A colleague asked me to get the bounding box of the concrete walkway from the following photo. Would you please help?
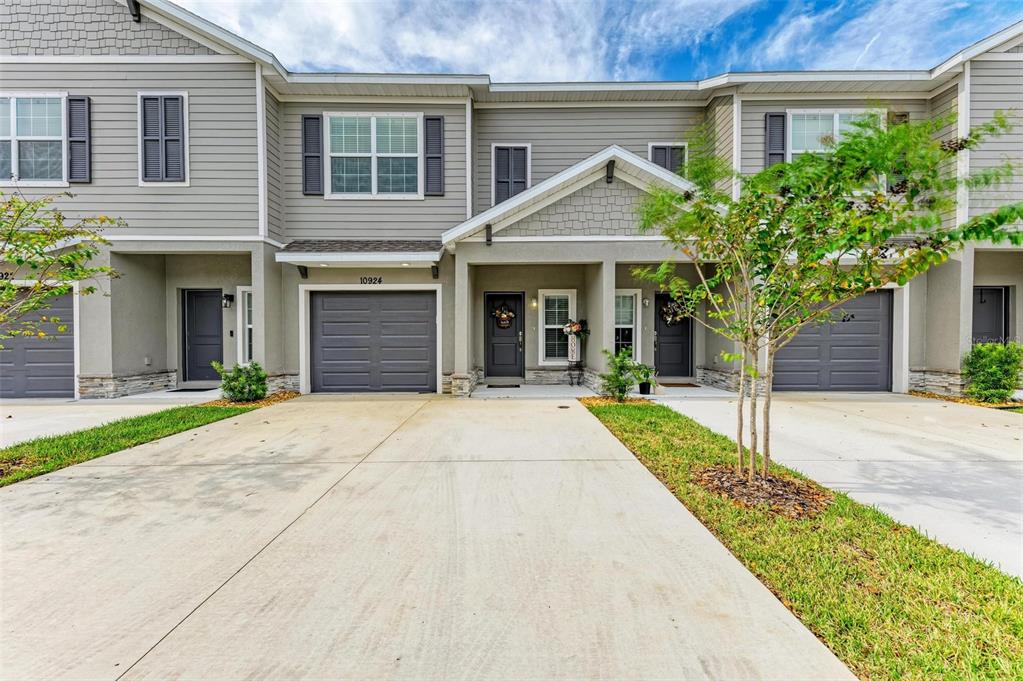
[0,395,852,680]
[656,390,1023,578]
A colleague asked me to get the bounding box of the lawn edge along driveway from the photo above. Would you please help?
[582,398,1023,681]
[0,405,254,486]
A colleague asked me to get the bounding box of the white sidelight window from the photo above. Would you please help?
[787,110,877,161]
[539,289,576,365]
[0,94,67,185]
[325,112,423,198]
[237,286,254,365]
[614,289,641,360]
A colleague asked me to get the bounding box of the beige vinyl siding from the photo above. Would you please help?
[265,90,284,241]
[1,62,259,235]
[968,59,1023,218]
[280,102,467,240]
[929,83,959,227]
[474,106,701,212]
[740,98,929,175]
[705,95,734,193]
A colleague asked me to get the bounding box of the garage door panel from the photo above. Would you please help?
[310,291,436,393]
[774,291,892,392]
[0,294,75,399]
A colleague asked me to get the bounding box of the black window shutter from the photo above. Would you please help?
[67,96,91,183]
[141,96,162,181]
[493,145,528,205]
[651,145,668,170]
[424,115,444,196]
[302,115,323,196]
[511,147,527,196]
[162,96,184,181]
[765,113,786,167]
[141,95,185,182]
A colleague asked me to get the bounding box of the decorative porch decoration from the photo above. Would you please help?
[491,304,516,329]
[659,299,690,327]
[563,319,589,364]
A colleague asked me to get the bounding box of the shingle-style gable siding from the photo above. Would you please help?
[0,0,216,56]
[474,106,700,213]
[280,102,467,240]
[2,62,259,235]
[498,178,646,238]
[968,59,1023,218]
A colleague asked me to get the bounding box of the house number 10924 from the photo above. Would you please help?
[359,276,383,284]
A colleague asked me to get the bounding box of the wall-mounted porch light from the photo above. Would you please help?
[221,293,235,309]
[642,297,650,307]
[530,297,538,309]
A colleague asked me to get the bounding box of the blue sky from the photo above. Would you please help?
[176,0,1023,81]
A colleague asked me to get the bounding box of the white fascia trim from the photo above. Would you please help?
[276,251,440,264]
[491,235,667,242]
[930,20,1023,77]
[255,64,268,238]
[297,283,443,394]
[473,100,709,109]
[0,55,250,64]
[490,142,532,208]
[465,97,473,219]
[274,95,469,104]
[105,235,286,248]
[443,145,697,244]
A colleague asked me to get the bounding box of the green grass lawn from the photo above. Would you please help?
[584,399,1023,680]
[0,405,254,487]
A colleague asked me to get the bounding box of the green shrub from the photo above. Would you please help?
[630,361,656,386]
[962,342,1023,403]
[212,361,268,402]
[600,348,638,401]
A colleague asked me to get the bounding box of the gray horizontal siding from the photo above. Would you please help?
[474,106,701,212]
[969,59,1023,218]
[707,95,734,193]
[281,102,467,240]
[930,83,959,227]
[265,90,284,241]
[1,62,259,235]
[740,98,929,175]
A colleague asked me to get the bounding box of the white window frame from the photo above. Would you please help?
[137,90,190,187]
[323,111,424,200]
[614,288,642,362]
[785,108,882,162]
[236,285,253,365]
[490,142,531,207]
[538,288,576,366]
[647,142,688,172]
[0,91,69,187]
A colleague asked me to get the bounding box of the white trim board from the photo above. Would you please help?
[297,283,443,395]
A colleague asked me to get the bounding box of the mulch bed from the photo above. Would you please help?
[909,390,1021,410]
[202,390,300,408]
[579,396,651,407]
[693,464,834,520]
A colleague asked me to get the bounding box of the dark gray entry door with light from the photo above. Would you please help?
[774,291,892,391]
[654,293,692,377]
[182,289,223,382]
[310,291,436,393]
[484,292,525,378]
[0,293,74,398]
[972,287,1009,343]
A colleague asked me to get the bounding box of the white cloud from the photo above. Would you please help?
[174,0,756,81]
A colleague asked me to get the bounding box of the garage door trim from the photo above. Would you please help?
[298,283,442,394]
[4,280,80,399]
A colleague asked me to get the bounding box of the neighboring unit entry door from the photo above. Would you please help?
[183,289,223,382]
[485,292,525,377]
[654,293,692,377]
[972,287,1008,343]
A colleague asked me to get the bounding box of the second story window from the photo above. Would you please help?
[649,144,686,174]
[492,144,530,205]
[788,110,874,161]
[138,93,187,184]
[325,113,422,199]
[0,95,66,185]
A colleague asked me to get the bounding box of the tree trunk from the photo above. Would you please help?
[762,347,775,479]
[734,346,746,475]
[746,343,758,482]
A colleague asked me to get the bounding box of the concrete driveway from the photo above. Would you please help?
[1,395,851,680]
[657,390,1023,578]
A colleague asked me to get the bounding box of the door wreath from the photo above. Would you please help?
[491,304,516,329]
[659,299,690,326]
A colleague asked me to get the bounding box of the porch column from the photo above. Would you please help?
[587,258,616,374]
[451,254,476,396]
[921,244,974,393]
[251,243,286,387]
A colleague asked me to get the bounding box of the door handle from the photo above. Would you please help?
[517,331,524,351]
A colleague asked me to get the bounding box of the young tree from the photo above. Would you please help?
[1,192,120,343]
[639,112,1023,481]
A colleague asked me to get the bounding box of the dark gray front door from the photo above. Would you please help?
[654,293,692,377]
[182,289,223,382]
[774,291,892,391]
[0,293,74,398]
[310,291,437,393]
[972,287,1009,343]
[484,292,524,378]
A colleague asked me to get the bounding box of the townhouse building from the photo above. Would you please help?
[1,0,1020,399]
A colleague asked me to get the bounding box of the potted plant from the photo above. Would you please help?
[630,361,656,395]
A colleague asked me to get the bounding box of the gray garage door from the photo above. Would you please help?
[310,291,437,393]
[0,293,75,398]
[773,291,892,391]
